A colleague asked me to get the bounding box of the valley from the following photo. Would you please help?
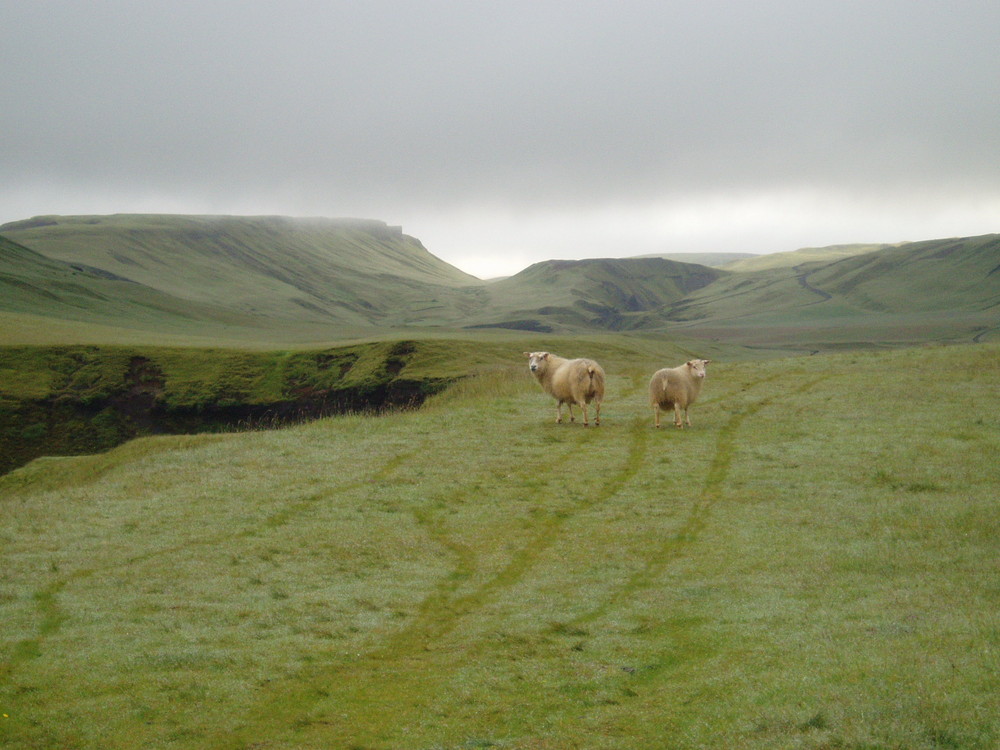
[3,214,997,349]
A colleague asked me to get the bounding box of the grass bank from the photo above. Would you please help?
[0,339,484,475]
[1,343,998,748]
[0,335,714,475]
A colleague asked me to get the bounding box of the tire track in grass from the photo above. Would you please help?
[0,445,420,688]
[396,422,616,634]
[7,412,557,747]
[332,424,649,747]
[435,418,648,606]
[216,418,652,749]
[541,375,829,741]
[214,432,602,747]
[397,387,649,636]
[0,579,73,682]
[571,375,829,628]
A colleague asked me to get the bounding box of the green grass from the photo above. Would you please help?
[2,342,998,748]
[0,335,706,410]
[0,334,724,476]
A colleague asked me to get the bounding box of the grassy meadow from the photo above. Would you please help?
[1,342,999,749]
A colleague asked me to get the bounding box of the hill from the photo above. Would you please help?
[468,257,726,333]
[0,214,484,340]
[2,214,998,350]
[665,234,1000,350]
[0,215,729,339]
[632,252,757,268]
[722,243,895,272]
[0,233,265,333]
[0,214,479,289]
[808,234,1000,313]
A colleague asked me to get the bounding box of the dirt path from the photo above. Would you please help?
[794,265,833,304]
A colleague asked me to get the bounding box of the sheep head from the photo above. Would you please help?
[524,351,550,373]
[687,359,711,379]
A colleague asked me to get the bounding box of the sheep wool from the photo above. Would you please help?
[649,359,711,428]
[524,351,605,427]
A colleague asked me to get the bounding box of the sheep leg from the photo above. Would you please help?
[555,402,563,423]
[653,404,661,428]
[580,402,589,427]
[674,404,684,428]
[594,401,601,426]
[567,403,576,423]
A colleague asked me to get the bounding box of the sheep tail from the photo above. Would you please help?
[587,364,605,391]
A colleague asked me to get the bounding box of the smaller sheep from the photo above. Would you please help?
[649,359,711,428]
[524,351,605,426]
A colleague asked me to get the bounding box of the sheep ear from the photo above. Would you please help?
[523,352,531,357]
[542,352,550,360]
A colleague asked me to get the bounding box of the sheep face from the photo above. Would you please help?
[525,351,550,373]
[687,359,711,379]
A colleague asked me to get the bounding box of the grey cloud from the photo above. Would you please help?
[3,1,999,276]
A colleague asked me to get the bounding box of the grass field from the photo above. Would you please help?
[2,343,998,749]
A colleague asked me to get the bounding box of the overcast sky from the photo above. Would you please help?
[3,1,999,278]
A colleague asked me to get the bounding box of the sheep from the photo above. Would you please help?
[649,359,711,428]
[524,351,605,426]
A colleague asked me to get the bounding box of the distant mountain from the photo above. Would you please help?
[1,214,479,287]
[633,252,757,268]
[468,257,725,332]
[723,243,896,272]
[0,216,727,337]
[0,233,257,332]
[807,235,1000,313]
[2,215,997,349]
[0,214,483,336]
[665,234,1000,349]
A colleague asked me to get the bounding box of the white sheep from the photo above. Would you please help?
[524,351,605,426]
[649,359,711,428]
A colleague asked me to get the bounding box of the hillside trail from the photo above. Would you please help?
[794,264,834,303]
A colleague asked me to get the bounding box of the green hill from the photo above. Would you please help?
[632,252,757,268]
[2,215,998,350]
[0,214,479,290]
[0,215,484,339]
[0,233,258,333]
[0,217,726,339]
[665,234,1000,350]
[469,257,725,333]
[722,243,895,272]
[808,234,1000,313]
